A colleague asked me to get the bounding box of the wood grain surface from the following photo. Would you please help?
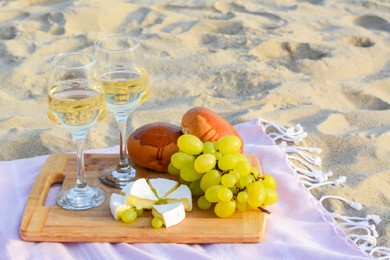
[20,153,266,243]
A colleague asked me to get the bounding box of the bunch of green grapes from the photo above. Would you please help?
[168,134,278,218]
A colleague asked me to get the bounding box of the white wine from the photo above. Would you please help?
[102,68,149,113]
[48,80,106,133]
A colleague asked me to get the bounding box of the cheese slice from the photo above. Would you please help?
[152,203,186,228]
[148,178,179,198]
[110,193,133,220]
[125,178,159,209]
[120,182,134,196]
[163,184,193,211]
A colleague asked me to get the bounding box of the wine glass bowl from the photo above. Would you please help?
[47,52,106,210]
[95,36,150,188]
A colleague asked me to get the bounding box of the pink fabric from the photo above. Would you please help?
[0,119,369,259]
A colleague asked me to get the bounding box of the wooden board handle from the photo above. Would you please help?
[20,154,67,236]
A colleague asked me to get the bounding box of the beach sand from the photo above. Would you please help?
[0,0,389,250]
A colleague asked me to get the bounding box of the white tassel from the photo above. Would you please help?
[259,119,390,258]
[262,121,307,143]
[306,176,347,190]
[348,234,377,249]
[320,195,384,253]
[369,247,390,259]
[336,221,378,238]
[367,215,382,225]
[295,168,333,182]
[284,150,342,190]
[283,147,322,166]
[280,144,334,191]
[319,195,362,210]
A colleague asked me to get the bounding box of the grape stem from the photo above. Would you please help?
[258,206,271,214]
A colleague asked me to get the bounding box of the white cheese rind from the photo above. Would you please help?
[152,203,186,227]
[110,193,133,220]
[163,184,193,211]
[120,182,134,196]
[125,178,158,209]
[148,178,179,198]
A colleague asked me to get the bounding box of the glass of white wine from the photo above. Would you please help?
[95,36,150,188]
[47,52,106,210]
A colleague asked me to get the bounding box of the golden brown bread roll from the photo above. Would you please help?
[181,106,243,150]
[127,122,182,172]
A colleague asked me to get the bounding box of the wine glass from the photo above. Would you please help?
[47,52,106,210]
[95,36,150,188]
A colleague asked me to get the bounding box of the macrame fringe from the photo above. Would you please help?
[260,119,390,259]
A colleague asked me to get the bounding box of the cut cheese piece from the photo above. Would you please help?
[110,193,133,220]
[120,182,134,196]
[163,184,192,211]
[125,178,158,209]
[152,203,186,228]
[148,178,179,198]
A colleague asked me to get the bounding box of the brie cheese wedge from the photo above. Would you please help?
[163,184,193,211]
[110,177,193,225]
[110,193,133,220]
[120,182,134,196]
[152,202,186,228]
[125,178,159,209]
[148,178,179,198]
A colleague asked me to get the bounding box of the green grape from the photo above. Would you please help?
[200,169,221,191]
[213,152,223,161]
[229,170,240,181]
[216,136,242,155]
[263,174,277,190]
[189,179,204,196]
[135,208,144,217]
[235,153,248,162]
[217,186,233,202]
[179,176,191,185]
[218,154,239,171]
[237,191,249,203]
[180,163,204,182]
[236,201,247,212]
[205,185,222,203]
[263,188,279,205]
[197,195,212,210]
[152,217,163,229]
[239,175,253,188]
[214,200,236,218]
[247,181,266,208]
[120,208,137,223]
[221,173,236,188]
[168,162,180,175]
[171,152,195,169]
[234,160,252,176]
[194,154,216,173]
[177,134,203,155]
[203,142,216,154]
[229,186,238,195]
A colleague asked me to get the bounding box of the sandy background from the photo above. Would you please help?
[0,0,389,250]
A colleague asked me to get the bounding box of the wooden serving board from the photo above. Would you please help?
[20,153,266,243]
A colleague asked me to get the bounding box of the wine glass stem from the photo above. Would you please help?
[73,134,88,189]
[115,113,130,170]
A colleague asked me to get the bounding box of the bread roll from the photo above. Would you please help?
[127,122,182,172]
[181,107,243,150]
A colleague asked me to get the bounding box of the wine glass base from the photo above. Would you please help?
[99,166,137,188]
[57,186,106,210]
